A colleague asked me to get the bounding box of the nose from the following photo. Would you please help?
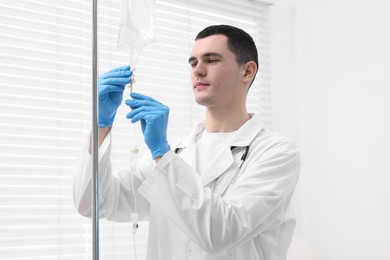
[193,62,206,78]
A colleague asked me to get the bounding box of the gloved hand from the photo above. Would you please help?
[125,93,170,159]
[98,66,132,127]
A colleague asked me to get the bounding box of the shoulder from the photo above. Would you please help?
[250,128,300,161]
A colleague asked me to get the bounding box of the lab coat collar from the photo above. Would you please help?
[229,113,264,147]
[174,113,264,187]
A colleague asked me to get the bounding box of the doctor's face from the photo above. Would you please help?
[189,34,245,109]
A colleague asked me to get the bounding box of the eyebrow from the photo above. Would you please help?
[188,52,223,64]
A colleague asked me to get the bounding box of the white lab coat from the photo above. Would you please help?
[73,114,300,260]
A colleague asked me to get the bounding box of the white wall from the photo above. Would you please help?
[271,0,390,259]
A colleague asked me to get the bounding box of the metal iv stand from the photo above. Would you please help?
[92,0,99,259]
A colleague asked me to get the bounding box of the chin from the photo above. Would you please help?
[194,96,213,107]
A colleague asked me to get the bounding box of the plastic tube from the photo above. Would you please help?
[116,1,157,258]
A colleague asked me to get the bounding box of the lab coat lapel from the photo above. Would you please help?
[173,122,204,170]
[173,114,264,187]
[201,114,264,187]
[200,145,234,187]
[173,121,234,182]
[177,141,197,169]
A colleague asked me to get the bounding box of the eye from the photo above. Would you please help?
[189,61,197,68]
[208,59,218,63]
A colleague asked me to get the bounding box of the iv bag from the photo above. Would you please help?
[117,0,156,68]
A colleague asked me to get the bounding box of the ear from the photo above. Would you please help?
[242,61,257,85]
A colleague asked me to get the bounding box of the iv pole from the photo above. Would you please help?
[92,0,99,259]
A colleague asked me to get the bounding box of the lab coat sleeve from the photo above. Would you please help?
[137,138,300,255]
[72,131,152,222]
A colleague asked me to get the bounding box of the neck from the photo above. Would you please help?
[205,105,250,133]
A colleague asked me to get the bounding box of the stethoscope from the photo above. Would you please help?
[174,145,249,196]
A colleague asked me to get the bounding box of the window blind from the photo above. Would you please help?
[0,0,272,259]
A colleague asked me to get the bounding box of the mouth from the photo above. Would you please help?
[194,82,210,89]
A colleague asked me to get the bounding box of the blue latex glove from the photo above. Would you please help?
[98,66,132,127]
[125,93,170,159]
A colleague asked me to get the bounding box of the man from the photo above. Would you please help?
[73,25,300,260]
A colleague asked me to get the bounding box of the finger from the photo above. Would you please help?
[125,99,161,109]
[140,119,146,133]
[100,77,131,86]
[104,70,132,78]
[99,85,126,95]
[125,99,137,109]
[126,106,161,122]
[101,67,132,79]
[130,92,161,104]
[126,109,145,123]
[128,111,158,124]
[126,112,141,124]
[108,65,131,73]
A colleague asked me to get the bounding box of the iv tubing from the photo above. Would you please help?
[130,148,139,260]
[92,0,99,259]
